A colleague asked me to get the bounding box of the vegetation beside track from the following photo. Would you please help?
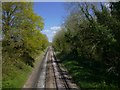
[53,2,120,89]
[57,53,119,89]
[2,2,49,88]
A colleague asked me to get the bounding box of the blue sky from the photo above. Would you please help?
[33,2,67,42]
[33,2,110,42]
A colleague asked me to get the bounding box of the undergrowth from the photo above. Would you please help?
[57,53,119,90]
[2,51,44,88]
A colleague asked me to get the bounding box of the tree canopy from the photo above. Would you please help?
[53,2,120,88]
[2,2,49,66]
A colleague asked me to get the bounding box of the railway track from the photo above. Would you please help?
[36,46,79,89]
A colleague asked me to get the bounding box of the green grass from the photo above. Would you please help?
[57,54,119,90]
[2,60,32,88]
[2,51,44,88]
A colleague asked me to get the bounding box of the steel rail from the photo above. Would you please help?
[52,48,70,90]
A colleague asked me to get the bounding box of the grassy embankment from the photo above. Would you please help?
[2,51,45,88]
[57,53,119,90]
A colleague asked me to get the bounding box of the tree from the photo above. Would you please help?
[2,2,48,66]
[53,2,120,87]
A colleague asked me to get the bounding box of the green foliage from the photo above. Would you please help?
[2,2,49,88]
[60,56,118,89]
[53,29,71,54]
[2,2,48,66]
[53,2,120,89]
[110,2,120,21]
[2,59,32,88]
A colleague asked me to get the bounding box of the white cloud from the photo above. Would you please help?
[44,29,49,32]
[53,31,57,34]
[50,26,61,31]
[41,26,61,42]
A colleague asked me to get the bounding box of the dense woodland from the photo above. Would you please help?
[53,2,120,89]
[2,2,49,88]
